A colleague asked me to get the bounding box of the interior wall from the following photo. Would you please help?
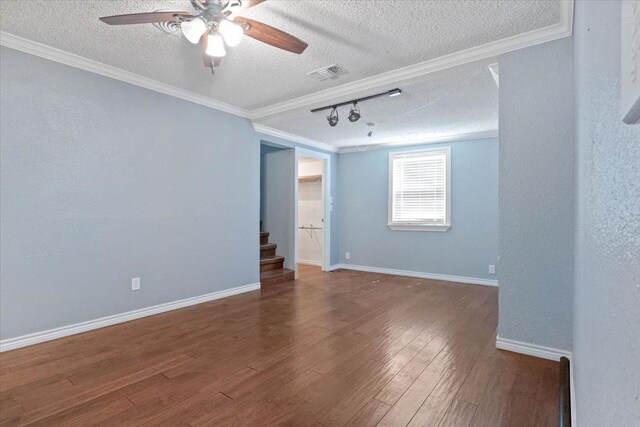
[262,148,296,270]
[260,144,285,229]
[338,138,498,281]
[573,2,640,425]
[497,37,574,352]
[0,47,260,341]
[298,159,324,265]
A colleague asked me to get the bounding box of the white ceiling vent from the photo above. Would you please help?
[307,64,349,81]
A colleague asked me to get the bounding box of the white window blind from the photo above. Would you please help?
[388,148,451,231]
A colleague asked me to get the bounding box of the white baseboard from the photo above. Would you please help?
[0,282,260,352]
[331,263,498,287]
[298,259,323,267]
[495,335,572,361]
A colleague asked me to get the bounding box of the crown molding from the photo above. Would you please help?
[337,129,498,153]
[249,0,574,119]
[0,32,252,118]
[1,1,573,122]
[253,123,339,153]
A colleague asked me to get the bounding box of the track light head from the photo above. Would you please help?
[348,103,361,122]
[327,107,339,127]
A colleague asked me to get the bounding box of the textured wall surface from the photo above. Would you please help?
[338,138,498,280]
[0,47,260,340]
[573,2,640,425]
[498,37,574,351]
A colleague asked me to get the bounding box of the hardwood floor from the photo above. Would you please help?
[0,265,559,426]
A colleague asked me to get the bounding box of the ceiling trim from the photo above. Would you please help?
[0,1,573,125]
[249,0,574,119]
[0,32,252,118]
[253,123,339,153]
[338,129,499,154]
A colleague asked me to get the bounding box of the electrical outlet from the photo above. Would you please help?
[131,277,141,291]
[345,252,350,260]
[488,265,496,275]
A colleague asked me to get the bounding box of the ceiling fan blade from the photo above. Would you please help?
[234,17,307,54]
[99,11,192,26]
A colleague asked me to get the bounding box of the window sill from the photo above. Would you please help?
[388,224,451,232]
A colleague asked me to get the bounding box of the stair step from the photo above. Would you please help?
[260,255,284,272]
[260,231,269,245]
[259,255,284,265]
[260,243,277,258]
[260,268,295,287]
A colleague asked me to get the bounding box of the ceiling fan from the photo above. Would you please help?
[99,0,308,74]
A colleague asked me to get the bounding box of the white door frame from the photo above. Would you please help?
[294,147,331,277]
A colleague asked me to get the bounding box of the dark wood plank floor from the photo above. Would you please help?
[0,265,559,426]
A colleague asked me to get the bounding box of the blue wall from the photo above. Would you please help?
[573,2,640,425]
[0,47,260,340]
[261,148,296,270]
[338,138,498,281]
[498,37,575,352]
[259,143,286,225]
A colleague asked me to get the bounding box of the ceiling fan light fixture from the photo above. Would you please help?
[181,17,207,44]
[206,33,227,57]
[348,103,361,122]
[327,107,339,127]
[219,19,244,47]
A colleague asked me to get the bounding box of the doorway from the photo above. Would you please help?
[294,148,331,278]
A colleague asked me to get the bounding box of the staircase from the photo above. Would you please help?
[260,231,295,287]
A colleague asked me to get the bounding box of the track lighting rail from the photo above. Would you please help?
[310,88,402,113]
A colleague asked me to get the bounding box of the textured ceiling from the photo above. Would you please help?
[256,59,499,148]
[0,0,561,111]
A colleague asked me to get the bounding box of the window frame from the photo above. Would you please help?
[387,147,451,232]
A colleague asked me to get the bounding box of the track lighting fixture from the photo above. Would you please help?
[327,107,339,127]
[348,103,361,122]
[312,88,401,127]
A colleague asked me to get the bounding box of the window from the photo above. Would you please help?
[388,147,451,231]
